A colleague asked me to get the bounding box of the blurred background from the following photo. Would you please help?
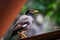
[3,0,60,40]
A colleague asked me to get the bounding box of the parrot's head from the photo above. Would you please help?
[25,9,39,17]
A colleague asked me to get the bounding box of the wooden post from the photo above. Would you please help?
[0,0,26,39]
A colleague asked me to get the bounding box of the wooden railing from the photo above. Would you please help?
[22,30,60,40]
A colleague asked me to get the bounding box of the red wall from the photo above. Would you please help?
[0,0,26,39]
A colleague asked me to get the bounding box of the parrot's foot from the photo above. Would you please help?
[18,31,27,39]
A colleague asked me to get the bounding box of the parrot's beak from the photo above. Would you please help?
[32,10,39,13]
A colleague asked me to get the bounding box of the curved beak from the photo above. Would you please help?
[32,10,39,13]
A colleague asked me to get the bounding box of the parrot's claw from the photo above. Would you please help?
[18,31,27,39]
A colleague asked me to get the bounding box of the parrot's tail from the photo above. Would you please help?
[9,30,18,40]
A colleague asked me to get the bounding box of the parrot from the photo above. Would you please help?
[9,9,39,39]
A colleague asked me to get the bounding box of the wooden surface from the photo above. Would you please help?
[22,30,60,40]
[0,0,26,39]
